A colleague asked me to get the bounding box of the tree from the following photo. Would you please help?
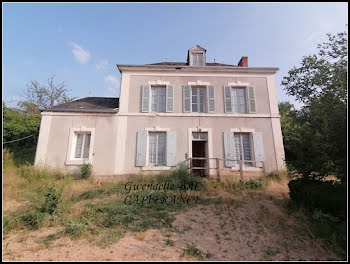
[20,75,76,110]
[281,30,347,182]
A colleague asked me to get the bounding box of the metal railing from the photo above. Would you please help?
[177,157,266,180]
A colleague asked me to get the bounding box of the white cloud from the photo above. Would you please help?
[96,59,109,70]
[104,75,119,97]
[69,42,90,64]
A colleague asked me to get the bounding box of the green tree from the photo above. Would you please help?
[281,31,347,182]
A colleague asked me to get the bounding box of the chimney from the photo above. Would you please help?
[238,56,248,67]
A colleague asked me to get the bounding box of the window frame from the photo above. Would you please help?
[234,132,253,166]
[191,52,205,67]
[151,85,166,113]
[231,86,248,114]
[66,127,95,165]
[191,86,207,113]
[147,131,167,166]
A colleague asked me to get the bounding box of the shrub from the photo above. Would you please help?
[288,178,347,219]
[81,163,93,179]
[64,217,91,238]
[19,211,45,230]
[41,186,62,214]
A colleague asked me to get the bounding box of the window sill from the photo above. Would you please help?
[141,166,171,171]
[65,159,91,166]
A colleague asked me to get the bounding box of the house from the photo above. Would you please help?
[34,45,285,180]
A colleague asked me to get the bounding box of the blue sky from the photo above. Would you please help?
[3,3,348,108]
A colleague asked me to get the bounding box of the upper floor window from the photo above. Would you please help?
[141,84,174,113]
[231,87,247,113]
[183,85,215,113]
[224,85,256,114]
[192,86,207,113]
[192,53,205,66]
[151,86,166,112]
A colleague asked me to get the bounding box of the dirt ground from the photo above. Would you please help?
[2,180,341,261]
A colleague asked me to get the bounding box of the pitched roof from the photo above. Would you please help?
[47,97,119,112]
[147,61,236,67]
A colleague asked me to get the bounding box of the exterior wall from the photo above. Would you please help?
[127,75,271,115]
[35,67,285,179]
[120,116,278,175]
[35,112,119,177]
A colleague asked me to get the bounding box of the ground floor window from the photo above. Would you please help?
[148,132,166,166]
[234,133,252,166]
[74,133,91,159]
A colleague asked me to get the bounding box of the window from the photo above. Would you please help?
[234,133,252,166]
[151,86,166,112]
[74,133,91,159]
[148,132,167,166]
[192,87,206,113]
[192,53,204,66]
[232,87,247,113]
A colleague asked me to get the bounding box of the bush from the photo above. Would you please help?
[41,186,62,214]
[81,163,93,179]
[19,211,45,230]
[288,178,347,219]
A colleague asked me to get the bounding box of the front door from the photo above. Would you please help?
[192,132,208,177]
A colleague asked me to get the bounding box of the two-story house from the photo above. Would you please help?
[34,45,285,180]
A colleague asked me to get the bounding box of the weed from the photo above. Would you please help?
[164,239,175,246]
[81,163,93,179]
[19,211,45,230]
[184,242,206,260]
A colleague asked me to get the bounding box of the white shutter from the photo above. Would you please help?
[136,130,147,166]
[183,85,192,112]
[253,132,264,168]
[223,86,232,113]
[166,131,176,166]
[141,84,150,112]
[248,86,256,113]
[207,85,215,113]
[223,132,236,167]
[166,85,174,112]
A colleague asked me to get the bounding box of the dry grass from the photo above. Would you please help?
[2,163,344,261]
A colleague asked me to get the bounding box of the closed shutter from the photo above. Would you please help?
[136,130,147,166]
[207,85,215,113]
[166,131,177,166]
[253,132,264,168]
[248,86,256,113]
[166,85,174,112]
[183,85,192,112]
[141,84,150,112]
[223,86,232,113]
[223,132,236,167]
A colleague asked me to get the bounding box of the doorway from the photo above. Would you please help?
[191,132,208,177]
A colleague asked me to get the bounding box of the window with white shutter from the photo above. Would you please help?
[151,86,166,113]
[148,132,167,166]
[231,88,247,113]
[234,133,253,166]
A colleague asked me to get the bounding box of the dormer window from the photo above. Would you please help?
[192,53,205,67]
[188,45,206,66]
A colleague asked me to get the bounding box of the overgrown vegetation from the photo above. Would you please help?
[80,163,93,179]
[280,30,347,256]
